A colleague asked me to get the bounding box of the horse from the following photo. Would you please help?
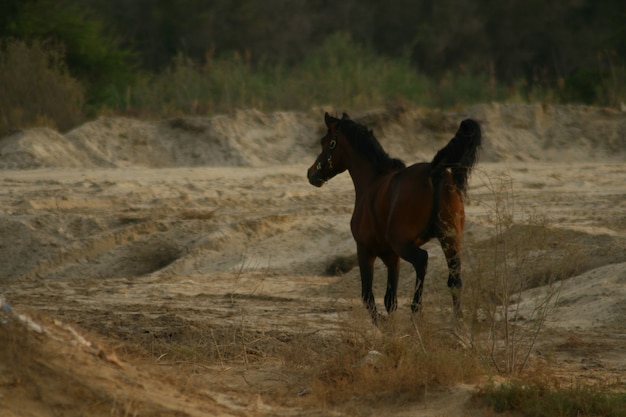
[307,112,481,321]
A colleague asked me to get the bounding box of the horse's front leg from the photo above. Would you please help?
[382,253,400,314]
[410,247,429,313]
[357,245,377,320]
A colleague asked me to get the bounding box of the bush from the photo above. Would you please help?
[3,0,137,108]
[293,33,432,110]
[0,39,84,134]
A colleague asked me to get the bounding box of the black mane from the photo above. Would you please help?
[337,119,405,173]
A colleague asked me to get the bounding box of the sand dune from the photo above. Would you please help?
[1,104,624,170]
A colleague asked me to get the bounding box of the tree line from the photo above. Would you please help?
[1,0,624,113]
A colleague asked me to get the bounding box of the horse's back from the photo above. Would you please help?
[354,161,465,251]
[384,163,436,245]
[351,164,429,249]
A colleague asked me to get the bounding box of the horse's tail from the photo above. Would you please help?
[430,119,481,197]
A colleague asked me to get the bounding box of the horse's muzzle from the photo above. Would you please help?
[307,167,325,187]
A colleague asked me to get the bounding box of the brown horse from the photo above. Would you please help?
[307,113,481,320]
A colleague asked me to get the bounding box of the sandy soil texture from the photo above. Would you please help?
[1,104,625,416]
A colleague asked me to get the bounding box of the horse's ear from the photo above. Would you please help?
[325,112,340,127]
[342,112,350,120]
[324,112,332,127]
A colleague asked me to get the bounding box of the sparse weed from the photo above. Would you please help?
[457,171,582,375]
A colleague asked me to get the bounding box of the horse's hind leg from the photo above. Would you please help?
[440,235,463,317]
[393,243,429,313]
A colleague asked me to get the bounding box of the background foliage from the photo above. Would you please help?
[0,0,624,133]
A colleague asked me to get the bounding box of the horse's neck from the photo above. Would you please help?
[347,157,381,199]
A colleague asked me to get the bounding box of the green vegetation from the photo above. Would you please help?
[0,0,624,133]
[0,0,136,106]
[476,381,626,417]
[127,34,436,116]
[0,39,84,133]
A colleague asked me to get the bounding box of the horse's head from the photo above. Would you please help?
[307,112,350,187]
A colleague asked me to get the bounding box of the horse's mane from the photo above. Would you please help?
[337,119,406,173]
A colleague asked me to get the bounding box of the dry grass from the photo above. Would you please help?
[307,314,482,408]
[116,299,483,412]
[122,172,591,411]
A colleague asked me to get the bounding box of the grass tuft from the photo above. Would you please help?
[475,380,626,417]
[307,313,483,407]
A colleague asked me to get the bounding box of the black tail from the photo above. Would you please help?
[430,119,481,197]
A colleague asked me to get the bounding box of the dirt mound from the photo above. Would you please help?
[0,104,624,169]
[0,128,92,169]
[0,109,320,169]
[519,261,626,330]
[0,302,242,417]
[466,103,626,161]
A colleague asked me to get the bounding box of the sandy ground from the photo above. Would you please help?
[0,104,625,416]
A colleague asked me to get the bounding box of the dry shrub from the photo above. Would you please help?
[458,172,583,375]
[0,39,84,135]
[325,254,358,276]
